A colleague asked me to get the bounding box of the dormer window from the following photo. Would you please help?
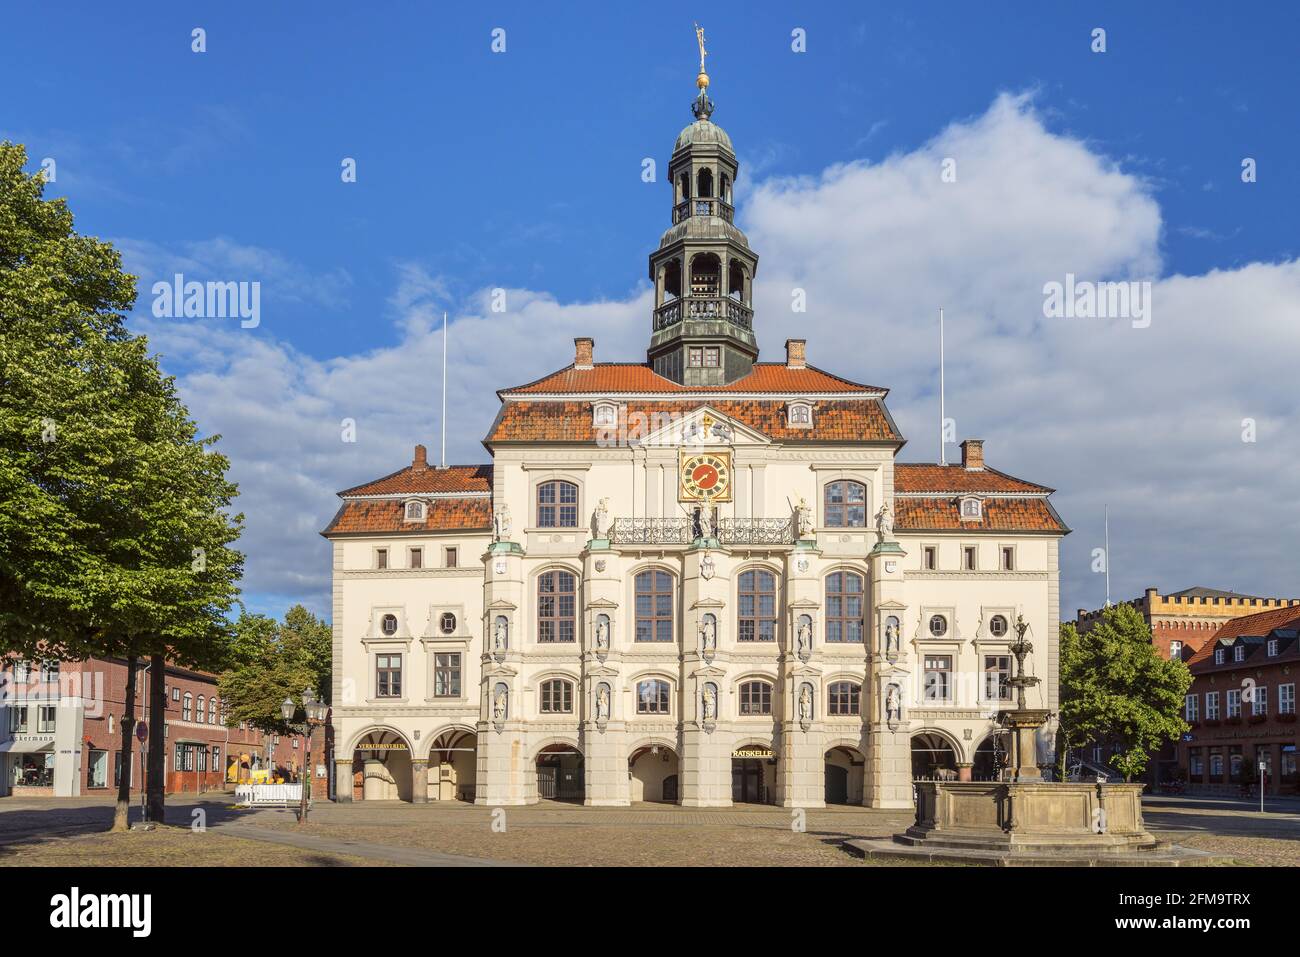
[786,401,813,428]
[1233,645,1246,662]
[1214,648,1225,665]
[592,402,617,428]
[959,497,983,521]
[403,500,426,522]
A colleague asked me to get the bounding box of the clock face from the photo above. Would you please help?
[679,451,733,502]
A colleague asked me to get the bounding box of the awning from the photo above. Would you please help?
[0,738,55,754]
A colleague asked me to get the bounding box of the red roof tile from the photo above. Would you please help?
[340,463,493,497]
[500,362,884,395]
[485,399,901,444]
[895,464,1053,494]
[1184,605,1300,666]
[894,497,1067,533]
[323,497,492,536]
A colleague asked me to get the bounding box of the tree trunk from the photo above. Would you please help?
[146,653,166,824]
[110,654,138,832]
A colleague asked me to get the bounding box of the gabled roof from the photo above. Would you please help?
[894,497,1068,533]
[322,497,492,536]
[339,463,493,497]
[1186,605,1300,666]
[894,463,1054,495]
[499,362,885,396]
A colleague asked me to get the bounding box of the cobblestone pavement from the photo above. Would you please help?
[1,793,1296,866]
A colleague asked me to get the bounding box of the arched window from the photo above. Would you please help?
[738,569,777,642]
[824,481,867,527]
[678,171,690,201]
[663,259,682,300]
[182,693,192,722]
[825,571,864,642]
[739,680,773,715]
[637,679,671,715]
[828,681,861,716]
[697,167,714,198]
[690,252,720,298]
[537,480,578,527]
[635,570,674,642]
[196,696,205,724]
[540,679,573,714]
[209,697,217,725]
[404,500,425,521]
[538,570,577,643]
[728,260,745,300]
[720,172,732,203]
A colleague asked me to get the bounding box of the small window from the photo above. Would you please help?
[923,546,937,571]
[984,655,1011,701]
[171,687,180,702]
[540,679,573,714]
[1252,687,1268,717]
[409,547,423,569]
[593,403,617,427]
[1214,648,1226,665]
[637,679,671,715]
[182,693,192,721]
[1206,692,1220,720]
[1267,639,1279,657]
[445,547,458,568]
[928,614,948,637]
[439,612,457,635]
[703,346,720,367]
[688,347,704,367]
[962,546,976,571]
[924,656,952,701]
[380,613,399,636]
[988,615,1008,638]
[788,402,812,426]
[738,680,773,716]
[376,654,402,698]
[434,653,461,697]
[827,681,861,716]
[1000,547,1014,571]
[376,548,389,570]
[404,500,426,522]
[1185,694,1199,722]
[1169,640,1183,660]
[960,497,982,520]
[1233,645,1246,662]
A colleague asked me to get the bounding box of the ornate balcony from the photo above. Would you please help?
[653,296,753,331]
[718,518,794,545]
[609,517,794,546]
[672,197,735,224]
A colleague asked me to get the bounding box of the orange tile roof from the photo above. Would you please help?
[894,497,1067,533]
[485,399,901,444]
[895,464,1053,494]
[323,497,492,536]
[1184,605,1300,666]
[500,362,885,395]
[340,463,493,497]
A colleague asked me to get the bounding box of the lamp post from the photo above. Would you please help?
[280,687,328,825]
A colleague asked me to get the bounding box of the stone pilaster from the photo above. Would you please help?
[333,759,352,802]
[411,759,429,802]
[866,537,913,808]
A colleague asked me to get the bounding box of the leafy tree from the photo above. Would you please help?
[1058,604,1192,781]
[219,605,331,739]
[0,142,244,828]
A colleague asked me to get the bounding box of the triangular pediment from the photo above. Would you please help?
[638,405,771,449]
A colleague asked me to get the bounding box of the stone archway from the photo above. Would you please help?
[350,728,413,801]
[911,731,960,781]
[535,742,584,803]
[629,741,679,804]
[824,745,865,805]
[428,727,477,802]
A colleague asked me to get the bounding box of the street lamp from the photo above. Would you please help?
[281,687,328,824]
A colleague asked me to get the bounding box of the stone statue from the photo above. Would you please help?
[596,685,610,721]
[699,615,716,653]
[493,617,508,652]
[493,503,512,542]
[593,497,611,539]
[885,684,900,722]
[595,616,609,650]
[493,688,508,720]
[884,617,899,655]
[796,496,814,538]
[695,505,714,540]
[797,618,812,657]
[798,684,812,722]
[875,503,894,540]
[702,685,717,721]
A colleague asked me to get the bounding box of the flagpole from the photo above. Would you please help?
[939,307,946,466]
[441,311,448,469]
[1104,504,1111,607]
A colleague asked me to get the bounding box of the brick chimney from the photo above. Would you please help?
[960,439,984,471]
[574,337,594,369]
[412,444,428,471]
[785,338,807,369]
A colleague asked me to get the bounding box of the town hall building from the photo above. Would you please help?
[322,61,1068,807]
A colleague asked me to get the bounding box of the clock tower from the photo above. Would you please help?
[646,51,760,386]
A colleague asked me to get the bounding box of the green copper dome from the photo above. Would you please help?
[674,118,734,155]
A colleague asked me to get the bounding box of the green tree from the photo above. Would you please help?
[0,142,244,829]
[1058,604,1192,781]
[219,605,331,738]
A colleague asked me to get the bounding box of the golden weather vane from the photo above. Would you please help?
[694,22,709,88]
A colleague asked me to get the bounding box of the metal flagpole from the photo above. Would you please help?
[441,311,448,469]
[939,307,946,466]
[1104,504,1111,607]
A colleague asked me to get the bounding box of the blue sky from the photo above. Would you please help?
[5,2,1300,617]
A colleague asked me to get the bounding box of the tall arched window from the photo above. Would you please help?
[828,681,861,716]
[739,680,773,715]
[209,697,217,725]
[182,693,192,721]
[738,569,777,642]
[825,571,864,642]
[637,679,671,714]
[697,167,714,198]
[538,570,577,642]
[540,679,573,714]
[196,696,205,724]
[635,569,674,642]
[537,481,578,527]
[824,480,867,527]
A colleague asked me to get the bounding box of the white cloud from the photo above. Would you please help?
[132,92,1300,618]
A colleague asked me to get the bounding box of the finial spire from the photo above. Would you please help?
[692,22,715,120]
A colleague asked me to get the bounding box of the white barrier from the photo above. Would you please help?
[235,783,309,808]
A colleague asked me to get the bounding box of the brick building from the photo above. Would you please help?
[0,656,320,799]
[1178,606,1299,796]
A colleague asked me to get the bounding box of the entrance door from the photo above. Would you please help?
[537,764,558,799]
[662,774,679,803]
[732,759,764,803]
[825,764,849,805]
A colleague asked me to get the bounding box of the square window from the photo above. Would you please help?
[409,547,423,569]
[376,549,389,570]
[445,547,458,568]
[923,546,937,570]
